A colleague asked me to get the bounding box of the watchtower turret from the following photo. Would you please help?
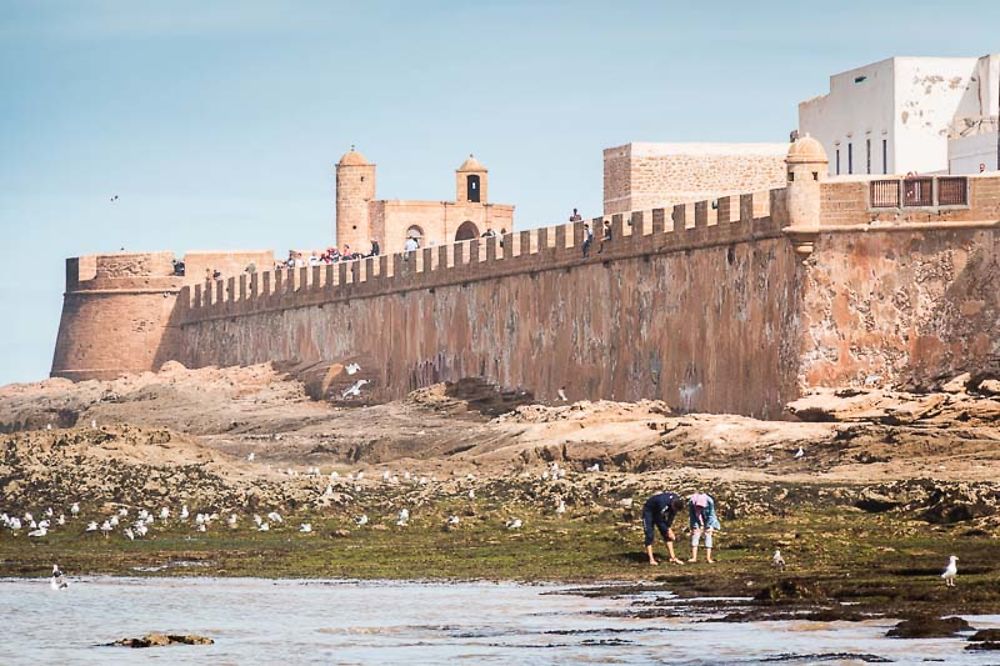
[335,147,376,252]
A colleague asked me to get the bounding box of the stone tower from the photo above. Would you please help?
[335,147,376,252]
[455,154,488,204]
[784,134,828,229]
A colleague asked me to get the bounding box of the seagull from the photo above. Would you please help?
[555,500,566,515]
[180,505,189,521]
[50,565,68,590]
[134,523,148,537]
[9,517,22,531]
[258,522,270,532]
[197,523,206,532]
[794,447,805,459]
[124,527,135,540]
[57,514,65,526]
[85,521,98,532]
[342,379,370,399]
[266,511,283,524]
[299,523,312,533]
[109,515,119,527]
[619,498,633,508]
[99,520,112,538]
[447,515,460,526]
[253,514,263,526]
[45,508,54,518]
[468,489,475,500]
[345,362,361,375]
[355,514,369,527]
[396,508,410,526]
[324,484,334,497]
[228,514,238,528]
[110,194,119,203]
[586,463,601,472]
[772,549,786,570]
[70,503,80,516]
[557,387,568,402]
[505,519,523,530]
[28,525,48,538]
[159,507,169,520]
[47,423,52,431]
[942,555,959,587]
[247,452,255,462]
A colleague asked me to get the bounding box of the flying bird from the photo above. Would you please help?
[110,195,119,203]
[941,555,959,587]
[345,362,361,375]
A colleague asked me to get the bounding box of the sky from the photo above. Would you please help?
[1,0,998,385]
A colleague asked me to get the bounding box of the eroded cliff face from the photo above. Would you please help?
[799,227,999,390]
[179,238,803,419]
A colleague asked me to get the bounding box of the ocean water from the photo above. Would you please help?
[0,577,997,665]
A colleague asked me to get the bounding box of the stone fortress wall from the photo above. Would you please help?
[603,142,788,215]
[51,142,1000,418]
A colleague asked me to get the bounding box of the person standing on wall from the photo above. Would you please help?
[582,223,594,257]
[369,239,380,257]
[642,491,686,566]
[569,208,583,222]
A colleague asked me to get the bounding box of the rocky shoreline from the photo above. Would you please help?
[2,363,999,626]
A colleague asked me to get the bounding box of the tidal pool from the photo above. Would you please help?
[1,577,996,664]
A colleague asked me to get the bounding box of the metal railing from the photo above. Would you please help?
[870,176,968,209]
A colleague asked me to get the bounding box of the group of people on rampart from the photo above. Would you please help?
[279,240,382,271]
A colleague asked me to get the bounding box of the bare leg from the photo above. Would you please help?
[689,528,702,562]
[666,535,684,564]
[646,545,658,566]
[705,529,715,563]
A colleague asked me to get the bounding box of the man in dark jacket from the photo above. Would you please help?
[642,491,686,565]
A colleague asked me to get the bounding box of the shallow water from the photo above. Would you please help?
[1,577,997,665]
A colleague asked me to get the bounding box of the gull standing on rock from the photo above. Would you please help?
[794,447,805,459]
[396,508,410,526]
[355,514,369,527]
[506,519,523,530]
[342,379,370,399]
[557,387,568,402]
[772,549,786,570]
[299,523,312,533]
[346,362,361,375]
[942,555,959,587]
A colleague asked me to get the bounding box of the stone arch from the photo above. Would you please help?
[405,225,424,245]
[455,220,479,241]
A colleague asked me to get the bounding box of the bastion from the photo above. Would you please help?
[51,139,1000,418]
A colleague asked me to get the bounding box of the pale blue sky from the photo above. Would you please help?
[1,1,997,385]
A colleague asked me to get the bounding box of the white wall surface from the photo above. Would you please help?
[949,131,999,173]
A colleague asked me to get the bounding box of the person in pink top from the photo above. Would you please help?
[688,492,721,563]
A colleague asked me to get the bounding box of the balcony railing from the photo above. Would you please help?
[870,176,969,209]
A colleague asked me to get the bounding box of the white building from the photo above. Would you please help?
[799,54,999,176]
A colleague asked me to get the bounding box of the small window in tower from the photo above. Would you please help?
[854,75,867,84]
[812,172,818,181]
[467,175,481,203]
[360,176,365,182]
[788,171,795,182]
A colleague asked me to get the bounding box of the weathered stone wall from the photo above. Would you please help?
[176,199,804,419]
[604,143,787,214]
[799,225,1000,390]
